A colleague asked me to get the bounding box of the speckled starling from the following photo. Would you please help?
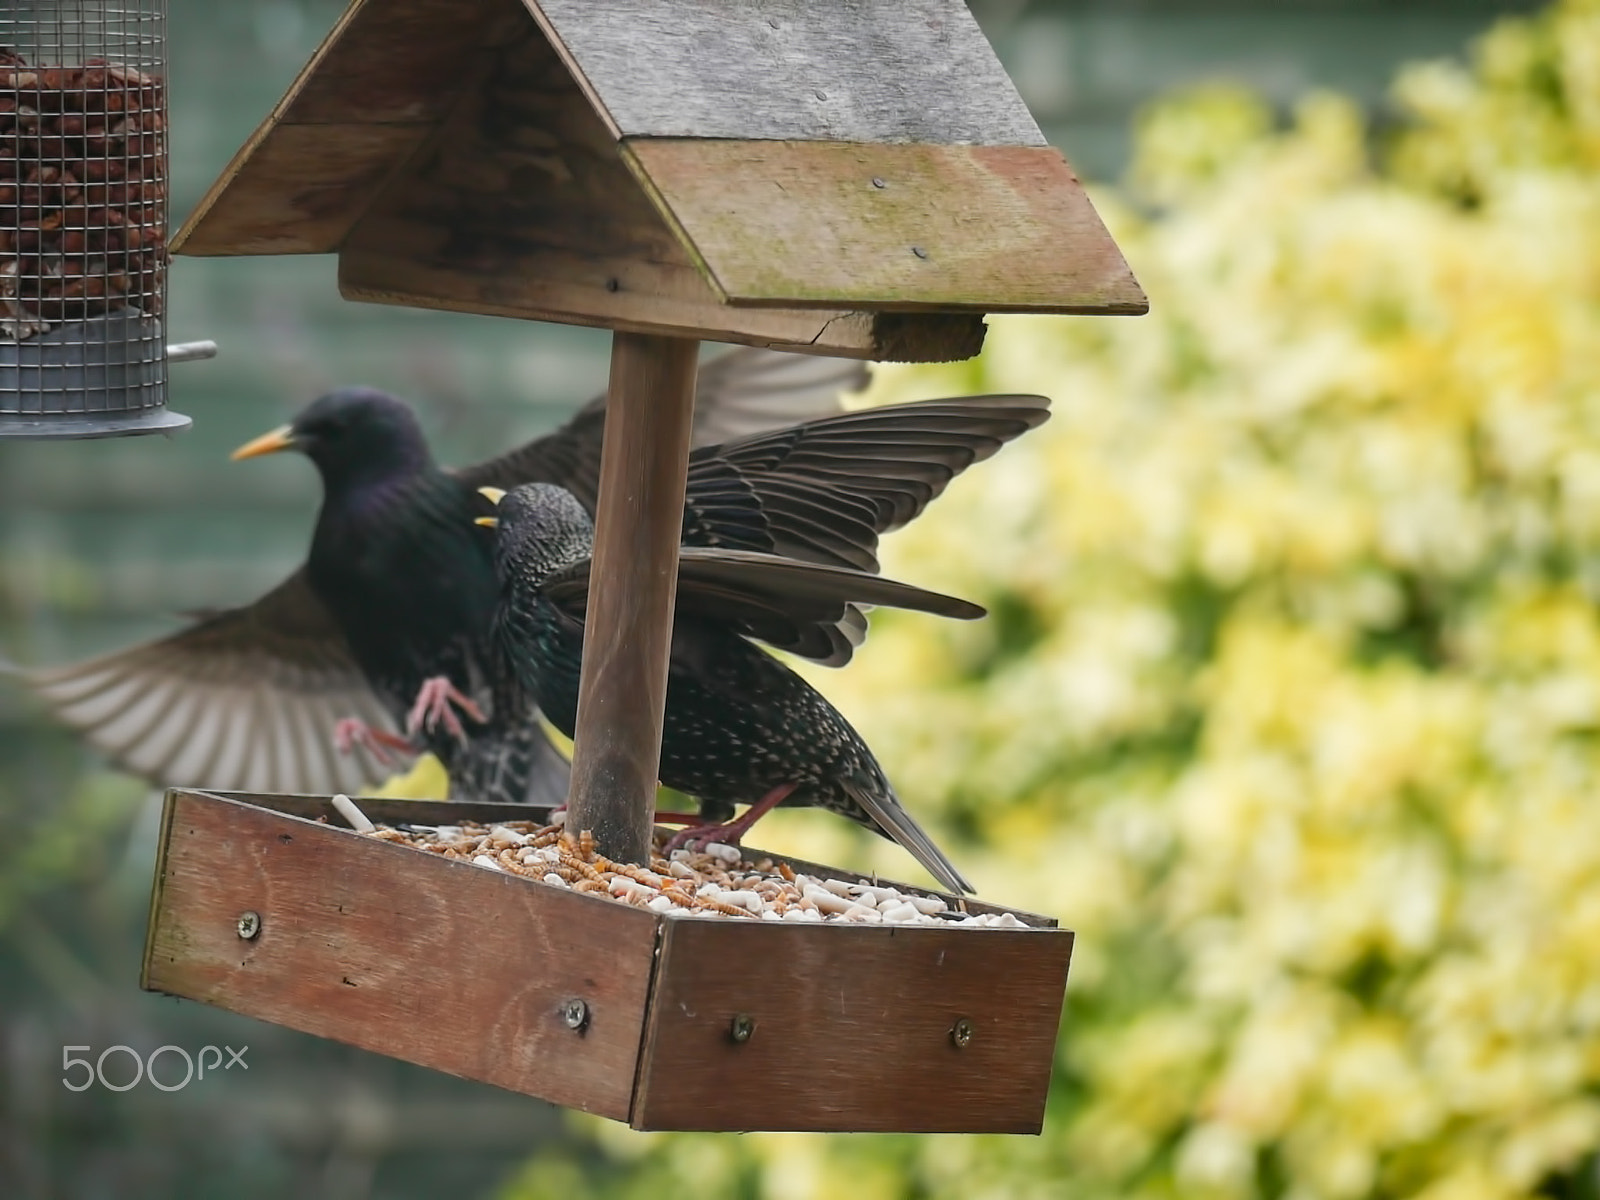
[482,482,980,895]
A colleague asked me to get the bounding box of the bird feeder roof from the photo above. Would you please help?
[173,0,1147,361]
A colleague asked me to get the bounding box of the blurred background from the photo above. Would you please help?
[3,0,1595,1196]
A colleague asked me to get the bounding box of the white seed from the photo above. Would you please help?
[331,793,375,833]
[609,878,649,901]
[362,815,1039,930]
[548,810,567,827]
[801,885,852,914]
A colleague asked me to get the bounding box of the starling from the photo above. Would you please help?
[26,349,1048,806]
[481,482,981,895]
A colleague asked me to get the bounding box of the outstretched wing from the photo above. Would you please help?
[456,347,867,506]
[544,547,984,667]
[25,569,403,793]
[678,394,1052,571]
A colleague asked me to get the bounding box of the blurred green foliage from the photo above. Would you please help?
[502,1,1600,1197]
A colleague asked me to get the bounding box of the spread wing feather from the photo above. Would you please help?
[25,570,402,793]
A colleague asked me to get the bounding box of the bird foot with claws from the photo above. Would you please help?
[662,783,799,855]
[333,717,416,766]
[404,676,487,745]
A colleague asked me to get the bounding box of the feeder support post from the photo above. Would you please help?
[566,331,699,864]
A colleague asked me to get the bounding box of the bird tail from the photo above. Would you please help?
[444,719,572,807]
[842,775,973,896]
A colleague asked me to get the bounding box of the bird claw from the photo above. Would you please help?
[663,821,749,856]
[404,676,487,745]
[333,717,415,766]
[662,782,800,856]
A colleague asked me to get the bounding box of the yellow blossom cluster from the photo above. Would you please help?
[505,2,1600,1196]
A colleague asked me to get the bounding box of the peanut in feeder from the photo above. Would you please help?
[141,0,1144,1134]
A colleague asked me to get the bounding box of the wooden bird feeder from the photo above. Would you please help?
[143,0,1143,1134]
[143,790,1074,1133]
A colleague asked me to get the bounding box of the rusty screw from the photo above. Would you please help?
[729,1013,755,1044]
[236,911,261,940]
[950,1017,974,1048]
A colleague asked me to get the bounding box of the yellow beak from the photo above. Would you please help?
[475,488,505,527]
[231,424,296,461]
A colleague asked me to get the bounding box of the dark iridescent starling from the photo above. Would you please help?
[28,349,1047,810]
[482,482,980,895]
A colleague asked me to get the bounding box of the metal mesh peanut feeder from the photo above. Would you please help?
[0,0,189,439]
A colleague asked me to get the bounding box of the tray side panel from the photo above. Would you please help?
[143,790,657,1120]
[633,919,1073,1133]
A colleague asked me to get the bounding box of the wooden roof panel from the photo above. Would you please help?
[176,123,429,256]
[625,139,1147,313]
[528,0,1045,146]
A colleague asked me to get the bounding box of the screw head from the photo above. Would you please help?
[911,246,929,260]
[562,998,589,1031]
[950,1017,975,1048]
[729,1013,755,1044]
[236,911,261,940]
[871,177,886,189]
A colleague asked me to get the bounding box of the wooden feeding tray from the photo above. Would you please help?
[141,789,1074,1134]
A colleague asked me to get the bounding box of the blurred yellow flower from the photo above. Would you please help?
[503,2,1600,1198]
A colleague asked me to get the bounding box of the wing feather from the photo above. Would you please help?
[456,347,864,499]
[25,569,405,793]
